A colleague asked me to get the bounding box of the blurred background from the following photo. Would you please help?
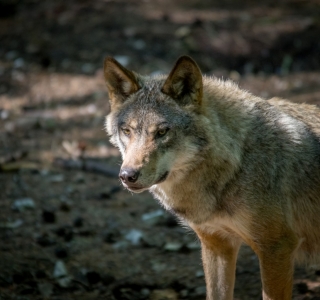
[1,0,320,299]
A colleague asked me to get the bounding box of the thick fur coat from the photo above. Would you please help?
[103,56,320,300]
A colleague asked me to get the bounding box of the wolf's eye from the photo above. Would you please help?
[122,128,131,136]
[157,128,169,138]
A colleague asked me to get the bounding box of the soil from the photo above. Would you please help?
[1,0,320,299]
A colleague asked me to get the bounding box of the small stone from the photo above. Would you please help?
[53,260,68,278]
[50,174,64,182]
[53,260,71,287]
[194,286,206,296]
[195,270,204,277]
[142,209,165,226]
[0,110,9,120]
[164,242,183,252]
[186,241,201,250]
[124,229,143,245]
[141,288,150,296]
[12,198,35,211]
[133,39,146,50]
[175,26,191,38]
[13,58,25,68]
[0,219,23,229]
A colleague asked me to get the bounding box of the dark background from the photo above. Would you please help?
[1,0,320,299]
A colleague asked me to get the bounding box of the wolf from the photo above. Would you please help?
[103,55,320,300]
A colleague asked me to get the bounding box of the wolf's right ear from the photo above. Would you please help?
[104,57,140,107]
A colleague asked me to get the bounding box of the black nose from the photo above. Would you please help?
[119,168,140,184]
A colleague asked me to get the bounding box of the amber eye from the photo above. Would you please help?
[157,128,169,137]
[122,128,131,136]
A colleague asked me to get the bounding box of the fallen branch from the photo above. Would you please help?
[53,157,119,178]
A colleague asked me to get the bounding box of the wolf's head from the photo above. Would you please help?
[104,56,210,192]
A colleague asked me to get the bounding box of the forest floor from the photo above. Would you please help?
[1,0,320,299]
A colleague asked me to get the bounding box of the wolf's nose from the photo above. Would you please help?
[119,168,140,184]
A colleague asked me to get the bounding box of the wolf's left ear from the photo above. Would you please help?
[104,57,140,107]
[161,56,203,108]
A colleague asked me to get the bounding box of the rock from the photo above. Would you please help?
[186,241,201,250]
[195,270,204,277]
[124,229,143,245]
[193,286,206,297]
[0,109,9,120]
[150,289,178,300]
[142,209,165,226]
[133,39,146,50]
[141,288,150,297]
[0,219,23,229]
[12,198,35,211]
[53,260,71,288]
[175,26,191,38]
[50,174,64,183]
[52,260,68,278]
[13,58,25,68]
[163,241,183,252]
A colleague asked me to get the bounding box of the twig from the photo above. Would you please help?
[53,157,119,178]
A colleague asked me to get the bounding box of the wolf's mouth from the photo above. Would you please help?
[124,171,169,193]
[155,171,169,184]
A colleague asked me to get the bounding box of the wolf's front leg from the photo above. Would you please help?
[195,229,241,300]
[256,237,299,300]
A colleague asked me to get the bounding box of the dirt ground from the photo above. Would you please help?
[1,0,320,299]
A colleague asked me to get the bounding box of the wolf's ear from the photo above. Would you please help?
[161,56,203,107]
[104,57,140,107]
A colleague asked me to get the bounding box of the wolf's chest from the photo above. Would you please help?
[149,183,217,224]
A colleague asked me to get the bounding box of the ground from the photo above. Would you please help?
[1,0,320,299]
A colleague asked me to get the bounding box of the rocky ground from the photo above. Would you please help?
[1,0,320,299]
